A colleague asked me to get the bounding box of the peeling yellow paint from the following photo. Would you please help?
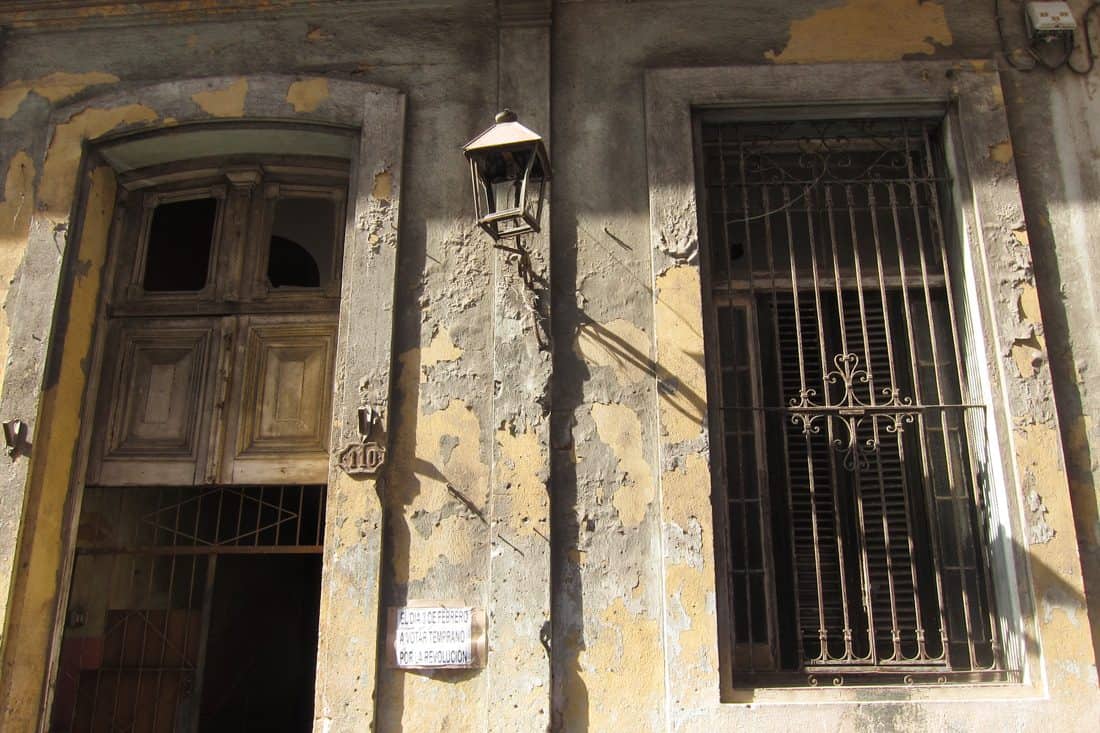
[992,82,1005,109]
[191,78,248,118]
[420,328,462,371]
[40,104,158,217]
[654,265,707,444]
[989,139,1014,164]
[389,349,486,582]
[372,169,393,201]
[496,428,548,536]
[1012,341,1042,379]
[1019,284,1042,323]
[0,151,36,390]
[0,71,119,119]
[0,166,115,731]
[575,318,651,385]
[766,0,952,64]
[592,402,654,528]
[667,563,714,670]
[565,598,663,731]
[661,452,711,531]
[379,666,483,732]
[1013,226,1030,247]
[1015,422,1072,552]
[286,77,329,113]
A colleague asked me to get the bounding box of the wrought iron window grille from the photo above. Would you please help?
[701,116,1009,687]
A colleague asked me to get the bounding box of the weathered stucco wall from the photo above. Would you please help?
[0,1,1098,731]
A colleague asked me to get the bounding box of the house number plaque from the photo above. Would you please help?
[337,442,386,475]
[338,404,386,476]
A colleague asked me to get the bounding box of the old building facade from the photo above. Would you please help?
[0,1,1098,730]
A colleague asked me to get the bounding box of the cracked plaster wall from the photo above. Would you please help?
[0,1,1099,731]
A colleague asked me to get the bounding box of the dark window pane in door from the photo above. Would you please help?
[143,198,217,292]
[267,197,337,289]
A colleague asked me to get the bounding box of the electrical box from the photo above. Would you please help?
[1025,2,1077,43]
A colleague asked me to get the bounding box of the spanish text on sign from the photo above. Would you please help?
[393,606,473,668]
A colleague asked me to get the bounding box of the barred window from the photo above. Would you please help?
[700,116,1009,686]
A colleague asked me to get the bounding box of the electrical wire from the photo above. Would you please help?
[994,0,1100,74]
[1067,2,1100,75]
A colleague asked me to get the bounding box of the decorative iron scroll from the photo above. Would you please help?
[788,353,918,470]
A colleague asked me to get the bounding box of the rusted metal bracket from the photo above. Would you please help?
[3,419,30,459]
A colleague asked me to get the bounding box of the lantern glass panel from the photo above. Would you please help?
[471,145,546,238]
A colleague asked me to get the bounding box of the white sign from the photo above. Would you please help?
[391,606,478,669]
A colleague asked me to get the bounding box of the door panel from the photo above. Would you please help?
[90,319,223,486]
[219,315,337,484]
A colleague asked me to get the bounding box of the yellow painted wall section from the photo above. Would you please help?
[191,78,248,118]
[1014,419,1100,692]
[0,72,119,119]
[564,597,664,732]
[39,104,159,218]
[0,165,116,731]
[496,427,549,537]
[0,151,36,400]
[654,265,707,444]
[380,349,488,732]
[574,318,652,385]
[286,78,330,113]
[661,453,718,709]
[420,327,463,370]
[766,0,953,63]
[591,402,654,528]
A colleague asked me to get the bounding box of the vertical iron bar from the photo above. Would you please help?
[885,179,935,661]
[804,178,848,662]
[867,182,905,661]
[762,182,803,668]
[901,122,953,663]
[824,183,858,661]
[785,183,828,662]
[844,183,879,662]
[189,554,218,733]
[734,135,758,668]
[921,123,999,668]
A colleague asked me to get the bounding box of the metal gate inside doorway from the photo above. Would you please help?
[51,484,325,733]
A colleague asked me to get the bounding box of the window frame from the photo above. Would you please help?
[645,62,1049,710]
[695,111,1005,685]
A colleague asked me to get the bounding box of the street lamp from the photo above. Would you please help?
[463,109,550,241]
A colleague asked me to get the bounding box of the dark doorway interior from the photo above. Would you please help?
[200,555,321,732]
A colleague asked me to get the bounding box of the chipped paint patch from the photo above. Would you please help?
[191,78,248,118]
[569,598,663,731]
[496,427,549,536]
[286,78,330,113]
[40,104,158,217]
[1028,491,1056,544]
[0,71,119,119]
[666,563,715,677]
[1015,421,1071,553]
[661,452,711,533]
[420,328,462,371]
[372,169,393,201]
[1012,337,1044,379]
[574,318,651,385]
[592,403,654,528]
[1019,284,1042,322]
[989,139,1014,164]
[0,151,36,388]
[766,0,952,63]
[654,265,707,444]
